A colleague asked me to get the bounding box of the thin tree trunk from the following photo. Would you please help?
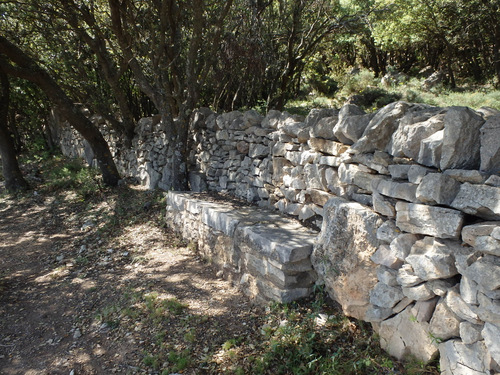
[0,36,120,186]
[0,68,29,192]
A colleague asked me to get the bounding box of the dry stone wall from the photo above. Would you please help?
[56,102,500,373]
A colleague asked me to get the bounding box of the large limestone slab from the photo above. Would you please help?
[451,183,500,220]
[312,197,384,320]
[440,107,484,170]
[390,112,445,159]
[351,101,412,154]
[439,340,491,375]
[418,130,443,168]
[308,113,339,140]
[372,178,418,202]
[461,222,500,246]
[379,306,438,362]
[480,114,500,174]
[396,202,465,238]
[333,104,372,144]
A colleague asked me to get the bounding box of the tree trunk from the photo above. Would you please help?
[0,36,120,186]
[0,68,29,192]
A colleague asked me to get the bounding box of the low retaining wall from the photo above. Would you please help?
[166,192,318,303]
[55,102,500,373]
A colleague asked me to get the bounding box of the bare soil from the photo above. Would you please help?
[0,183,265,374]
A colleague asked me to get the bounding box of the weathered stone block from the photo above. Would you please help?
[307,138,348,156]
[312,197,384,320]
[440,107,484,170]
[396,202,464,238]
[370,282,404,307]
[465,255,500,292]
[406,237,460,281]
[461,222,500,247]
[429,298,461,341]
[480,114,500,174]
[451,183,500,220]
[333,104,372,144]
[418,130,443,168]
[416,173,461,205]
[379,306,438,362]
[439,340,491,375]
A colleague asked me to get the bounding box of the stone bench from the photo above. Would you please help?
[166,191,319,303]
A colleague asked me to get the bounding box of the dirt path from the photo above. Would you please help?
[0,186,264,374]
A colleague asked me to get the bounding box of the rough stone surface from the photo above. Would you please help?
[440,107,485,170]
[482,323,500,365]
[351,101,412,154]
[461,222,500,247]
[416,173,461,205]
[460,322,483,345]
[390,113,445,159]
[429,299,461,341]
[465,255,500,292]
[379,307,438,362]
[439,340,490,375]
[370,282,404,308]
[418,130,443,168]
[480,114,500,174]
[396,202,465,239]
[451,183,500,220]
[406,237,460,281]
[333,104,372,144]
[312,197,384,320]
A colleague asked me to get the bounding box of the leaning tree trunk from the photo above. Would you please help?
[0,36,120,186]
[0,68,29,192]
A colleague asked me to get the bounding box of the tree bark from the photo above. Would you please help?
[0,67,29,192]
[0,36,120,186]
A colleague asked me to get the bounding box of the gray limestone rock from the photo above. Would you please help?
[475,236,500,256]
[365,305,394,322]
[379,306,438,362]
[388,164,412,180]
[446,288,481,324]
[372,178,418,202]
[372,192,396,218]
[390,233,420,261]
[307,138,348,156]
[370,282,404,308]
[305,108,338,129]
[396,202,465,239]
[390,113,445,159]
[440,107,485,170]
[413,298,439,323]
[460,322,483,345]
[311,197,384,320]
[416,173,461,206]
[418,130,443,168]
[377,266,399,286]
[397,264,423,287]
[482,323,500,365]
[451,183,500,220]
[408,165,436,184]
[460,275,479,305]
[461,222,500,247]
[476,292,500,325]
[376,220,399,244]
[439,340,491,375]
[402,283,435,301]
[333,104,372,144]
[430,298,461,341]
[480,114,500,174]
[351,101,412,154]
[443,169,489,184]
[406,237,460,281]
[309,115,339,140]
[371,244,404,269]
